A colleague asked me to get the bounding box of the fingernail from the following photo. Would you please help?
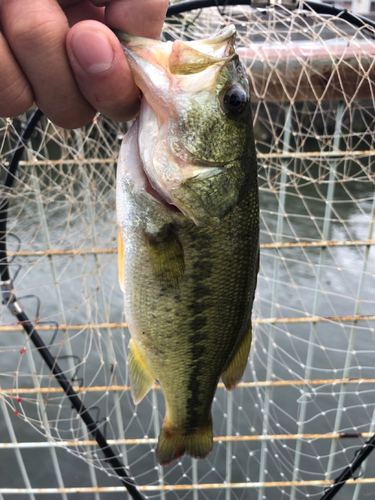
[71,30,114,73]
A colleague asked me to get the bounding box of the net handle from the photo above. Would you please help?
[320,433,375,499]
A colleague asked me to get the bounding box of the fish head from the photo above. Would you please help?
[117,25,254,225]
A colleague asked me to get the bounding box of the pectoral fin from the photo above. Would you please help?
[144,224,184,287]
[128,339,155,404]
[221,322,252,391]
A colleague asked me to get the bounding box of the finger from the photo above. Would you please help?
[63,0,105,26]
[67,21,140,122]
[0,34,33,117]
[66,0,168,122]
[1,0,95,128]
[89,0,113,5]
[105,0,169,39]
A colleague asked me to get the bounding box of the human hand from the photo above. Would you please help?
[0,0,169,128]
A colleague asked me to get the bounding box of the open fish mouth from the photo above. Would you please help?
[133,97,229,218]
[120,119,182,215]
[140,145,227,216]
[141,162,183,214]
[115,24,248,226]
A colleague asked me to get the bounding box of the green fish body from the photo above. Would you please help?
[116,26,259,466]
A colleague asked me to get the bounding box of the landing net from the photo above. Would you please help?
[0,2,374,499]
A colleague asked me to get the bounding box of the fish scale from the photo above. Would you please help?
[116,25,259,465]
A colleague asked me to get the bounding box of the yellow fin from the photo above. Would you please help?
[118,225,125,293]
[128,339,155,404]
[156,416,213,466]
[144,224,184,287]
[168,40,230,75]
[221,322,252,391]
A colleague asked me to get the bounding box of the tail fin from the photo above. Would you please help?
[156,417,213,466]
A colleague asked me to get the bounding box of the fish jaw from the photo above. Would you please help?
[116,30,235,128]
[115,25,236,95]
[114,24,236,59]
[116,119,180,225]
[137,98,229,225]
[116,100,221,225]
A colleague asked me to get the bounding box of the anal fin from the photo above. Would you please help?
[128,339,155,404]
[221,322,252,391]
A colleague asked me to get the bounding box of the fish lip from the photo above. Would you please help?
[170,138,238,168]
[183,155,237,169]
[181,155,227,169]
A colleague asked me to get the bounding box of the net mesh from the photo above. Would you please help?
[0,3,375,499]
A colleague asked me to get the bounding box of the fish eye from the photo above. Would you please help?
[223,87,247,114]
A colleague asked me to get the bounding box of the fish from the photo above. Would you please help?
[115,25,259,466]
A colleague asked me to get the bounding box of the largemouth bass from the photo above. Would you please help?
[116,25,259,466]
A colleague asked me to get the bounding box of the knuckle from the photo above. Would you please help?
[2,1,68,52]
[10,16,66,52]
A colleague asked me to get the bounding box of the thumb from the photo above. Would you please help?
[67,20,140,122]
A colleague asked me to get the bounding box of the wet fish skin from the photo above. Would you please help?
[116,25,259,466]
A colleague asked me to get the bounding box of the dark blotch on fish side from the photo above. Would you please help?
[189,315,208,331]
[191,260,213,280]
[183,231,215,432]
[190,343,206,359]
[187,301,206,316]
[190,330,206,345]
[193,283,211,299]
[185,343,206,432]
